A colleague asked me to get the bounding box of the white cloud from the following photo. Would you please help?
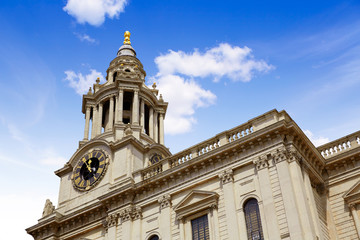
[63,0,128,26]
[153,43,273,134]
[155,43,273,82]
[74,32,96,43]
[64,69,104,95]
[304,129,330,147]
[155,74,216,135]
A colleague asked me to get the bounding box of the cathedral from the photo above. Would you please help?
[27,32,360,240]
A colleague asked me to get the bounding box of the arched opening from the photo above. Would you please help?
[148,235,159,240]
[112,71,117,82]
[244,198,264,240]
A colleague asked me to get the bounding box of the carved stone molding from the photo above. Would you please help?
[253,155,268,170]
[273,148,301,164]
[119,205,142,222]
[158,194,171,209]
[218,169,233,184]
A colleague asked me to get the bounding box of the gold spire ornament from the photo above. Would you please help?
[123,31,131,45]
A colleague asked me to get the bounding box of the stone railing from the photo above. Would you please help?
[318,131,360,159]
[142,162,163,180]
[137,109,288,182]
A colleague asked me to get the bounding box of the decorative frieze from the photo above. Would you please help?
[158,194,171,209]
[219,168,233,184]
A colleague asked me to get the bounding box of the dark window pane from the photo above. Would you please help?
[244,198,264,240]
[191,215,210,240]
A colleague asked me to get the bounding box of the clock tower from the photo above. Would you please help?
[27,31,170,240]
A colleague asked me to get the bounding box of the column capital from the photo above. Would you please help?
[104,213,119,229]
[349,203,357,211]
[218,168,233,184]
[119,205,142,222]
[158,194,171,209]
[272,147,301,164]
[253,155,269,170]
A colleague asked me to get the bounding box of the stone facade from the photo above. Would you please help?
[27,32,360,240]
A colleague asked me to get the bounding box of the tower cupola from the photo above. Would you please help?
[80,31,168,146]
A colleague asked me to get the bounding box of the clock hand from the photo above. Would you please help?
[84,159,92,173]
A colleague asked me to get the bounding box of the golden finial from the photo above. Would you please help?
[96,77,100,84]
[152,82,157,89]
[123,31,131,45]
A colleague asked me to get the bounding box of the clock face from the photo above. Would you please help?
[150,153,162,165]
[72,149,109,191]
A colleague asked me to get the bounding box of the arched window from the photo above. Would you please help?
[148,235,159,240]
[244,198,264,240]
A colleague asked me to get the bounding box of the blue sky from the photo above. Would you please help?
[1,0,360,238]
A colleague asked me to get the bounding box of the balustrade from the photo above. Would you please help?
[319,131,360,158]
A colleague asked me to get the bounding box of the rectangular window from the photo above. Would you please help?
[191,214,210,240]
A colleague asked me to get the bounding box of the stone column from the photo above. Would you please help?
[107,96,114,131]
[254,155,280,239]
[159,113,164,145]
[117,88,123,123]
[158,194,172,239]
[114,95,118,123]
[98,102,103,135]
[350,204,360,238]
[105,213,118,240]
[132,90,139,125]
[154,111,158,143]
[83,106,91,140]
[91,105,98,139]
[149,107,154,138]
[288,152,317,240]
[303,166,322,239]
[120,210,131,240]
[218,169,240,240]
[140,100,145,132]
[273,149,303,239]
[238,208,248,240]
[132,207,142,239]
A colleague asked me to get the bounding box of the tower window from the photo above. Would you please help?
[112,72,117,82]
[191,214,209,240]
[244,198,264,240]
[125,68,131,72]
[148,235,159,240]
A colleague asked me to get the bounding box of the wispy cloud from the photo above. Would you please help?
[64,69,104,95]
[74,32,97,43]
[153,43,273,134]
[63,0,128,26]
[304,129,329,147]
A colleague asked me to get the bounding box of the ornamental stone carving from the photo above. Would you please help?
[119,205,142,222]
[273,148,301,164]
[219,169,233,184]
[158,194,171,209]
[254,155,269,170]
[42,199,55,217]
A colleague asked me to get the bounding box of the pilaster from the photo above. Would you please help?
[83,106,91,140]
[91,105,98,139]
[132,90,139,125]
[253,155,280,240]
[107,95,114,131]
[97,102,103,135]
[218,168,240,240]
[158,194,172,240]
[149,107,154,138]
[117,88,123,123]
[350,204,360,238]
[273,148,303,239]
[159,113,164,144]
